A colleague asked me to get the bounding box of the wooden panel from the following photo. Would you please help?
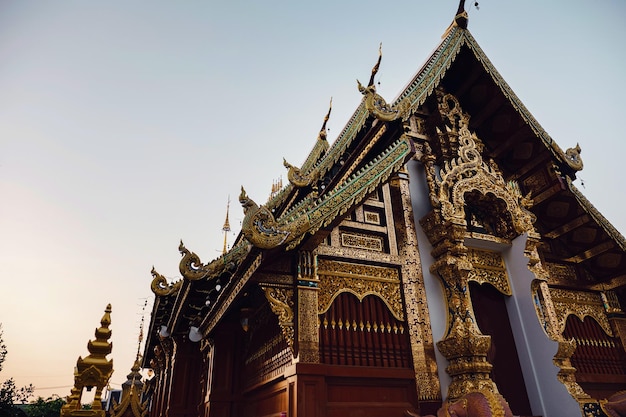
[564,315,626,399]
[319,293,411,367]
[167,337,203,417]
[242,383,288,417]
[326,378,416,417]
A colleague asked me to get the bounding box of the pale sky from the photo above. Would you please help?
[1,1,624,401]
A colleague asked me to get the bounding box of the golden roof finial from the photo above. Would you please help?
[454,0,468,29]
[368,43,382,87]
[318,97,332,141]
[222,197,231,254]
[136,299,147,360]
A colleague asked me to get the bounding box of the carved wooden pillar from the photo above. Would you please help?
[166,336,203,417]
[420,212,496,401]
[604,290,626,352]
[296,250,320,363]
[389,170,441,405]
[150,336,173,417]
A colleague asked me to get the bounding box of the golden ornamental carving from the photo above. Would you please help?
[241,137,414,250]
[420,208,499,399]
[335,124,387,187]
[392,173,441,401]
[110,357,149,417]
[553,338,591,400]
[530,279,561,340]
[340,232,384,252]
[297,280,320,364]
[283,158,318,188]
[563,143,583,172]
[357,80,400,122]
[240,187,311,249]
[467,249,511,296]
[317,259,403,321]
[299,98,332,175]
[304,137,413,241]
[150,267,182,297]
[61,304,114,417]
[437,330,496,400]
[436,93,536,237]
[355,43,400,122]
[549,288,613,336]
[262,286,296,356]
[178,240,249,281]
[203,254,262,335]
[529,275,594,402]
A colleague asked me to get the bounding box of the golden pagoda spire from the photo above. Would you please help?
[110,300,149,417]
[222,197,231,254]
[61,304,114,417]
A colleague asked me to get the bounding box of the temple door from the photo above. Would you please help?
[469,281,533,416]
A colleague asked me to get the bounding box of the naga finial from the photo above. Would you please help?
[368,42,382,87]
[318,97,332,141]
[454,0,468,29]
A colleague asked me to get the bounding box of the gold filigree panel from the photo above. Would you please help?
[435,93,536,239]
[317,259,403,321]
[545,262,578,284]
[550,288,613,336]
[340,232,383,252]
[364,211,381,225]
[262,286,296,356]
[467,248,511,296]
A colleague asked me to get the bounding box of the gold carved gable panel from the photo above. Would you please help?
[317,258,404,321]
[550,288,613,336]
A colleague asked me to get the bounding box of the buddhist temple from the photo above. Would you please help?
[141,3,626,416]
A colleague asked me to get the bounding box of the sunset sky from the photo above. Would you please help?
[1,1,624,401]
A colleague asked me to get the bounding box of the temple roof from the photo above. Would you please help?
[142,3,626,367]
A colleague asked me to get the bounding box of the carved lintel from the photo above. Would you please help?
[317,259,404,321]
[467,249,511,296]
[550,288,613,337]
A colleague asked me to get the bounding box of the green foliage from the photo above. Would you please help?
[0,331,6,374]
[25,396,65,417]
[0,325,34,416]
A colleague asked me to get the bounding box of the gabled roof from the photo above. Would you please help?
[143,5,626,360]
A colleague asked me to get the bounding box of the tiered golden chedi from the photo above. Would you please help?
[61,304,114,417]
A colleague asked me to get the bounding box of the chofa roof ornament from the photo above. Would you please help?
[357,43,400,122]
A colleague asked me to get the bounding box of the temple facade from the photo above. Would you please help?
[141,5,626,417]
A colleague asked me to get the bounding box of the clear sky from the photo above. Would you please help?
[1,0,624,401]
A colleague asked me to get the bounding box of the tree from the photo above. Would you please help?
[25,396,65,417]
[0,325,34,417]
